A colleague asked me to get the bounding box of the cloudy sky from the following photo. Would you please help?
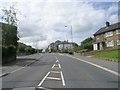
[0,0,119,49]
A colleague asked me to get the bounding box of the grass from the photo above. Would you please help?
[91,47,120,53]
[94,52,120,59]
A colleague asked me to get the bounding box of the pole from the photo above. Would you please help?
[70,25,73,50]
[65,25,73,50]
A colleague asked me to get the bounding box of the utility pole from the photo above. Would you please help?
[65,25,73,49]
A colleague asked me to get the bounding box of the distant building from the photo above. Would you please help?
[48,42,55,52]
[93,22,120,50]
[47,40,73,52]
[58,41,73,52]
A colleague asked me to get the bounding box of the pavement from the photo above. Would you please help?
[0,53,43,78]
[1,53,119,90]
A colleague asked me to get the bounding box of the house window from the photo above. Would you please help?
[116,29,120,34]
[117,39,120,45]
[105,31,113,37]
[106,40,114,47]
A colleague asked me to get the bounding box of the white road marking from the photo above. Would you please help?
[37,87,52,90]
[46,77,61,80]
[68,55,120,77]
[51,71,60,73]
[38,72,50,87]
[60,71,65,86]
[10,67,25,73]
[56,60,59,63]
[58,64,61,69]
[52,64,56,69]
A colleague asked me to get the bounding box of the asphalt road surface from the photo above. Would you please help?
[1,53,119,90]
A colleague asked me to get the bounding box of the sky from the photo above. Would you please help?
[0,0,119,49]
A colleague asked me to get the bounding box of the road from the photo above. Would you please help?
[1,53,119,90]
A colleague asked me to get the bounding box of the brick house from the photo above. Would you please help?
[93,22,120,50]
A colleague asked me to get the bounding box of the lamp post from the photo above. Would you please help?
[65,25,73,49]
[36,40,39,53]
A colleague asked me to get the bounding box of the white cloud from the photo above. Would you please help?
[0,1,118,49]
[108,14,118,24]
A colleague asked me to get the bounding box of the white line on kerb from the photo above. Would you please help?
[38,72,50,87]
[60,71,65,86]
[68,55,120,77]
[10,67,25,73]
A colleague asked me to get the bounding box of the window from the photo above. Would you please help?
[116,29,120,34]
[106,40,114,47]
[117,39,120,45]
[105,31,113,37]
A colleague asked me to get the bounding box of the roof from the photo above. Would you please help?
[94,22,120,36]
[58,42,72,45]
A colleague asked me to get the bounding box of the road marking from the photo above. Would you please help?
[47,77,61,80]
[10,67,25,73]
[36,87,52,90]
[58,64,61,69]
[51,71,60,73]
[56,60,59,63]
[67,55,120,77]
[38,72,50,87]
[52,64,56,69]
[60,71,65,86]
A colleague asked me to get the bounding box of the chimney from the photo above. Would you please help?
[106,22,110,27]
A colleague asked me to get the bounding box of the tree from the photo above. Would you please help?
[72,42,79,52]
[2,3,19,26]
[80,37,93,51]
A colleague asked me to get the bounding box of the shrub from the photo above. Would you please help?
[7,45,16,55]
[2,45,16,58]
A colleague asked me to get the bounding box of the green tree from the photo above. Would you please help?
[80,37,93,51]
[72,42,79,52]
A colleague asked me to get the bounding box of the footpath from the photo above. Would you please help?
[0,53,43,77]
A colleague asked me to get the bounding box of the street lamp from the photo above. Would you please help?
[65,25,73,51]
[65,25,73,43]
[36,40,39,53]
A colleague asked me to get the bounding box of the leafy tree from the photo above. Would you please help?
[72,42,79,52]
[80,37,93,51]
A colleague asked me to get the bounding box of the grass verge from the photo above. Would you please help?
[93,52,120,62]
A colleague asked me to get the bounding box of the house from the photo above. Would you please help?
[58,41,73,52]
[93,22,120,50]
[48,42,55,52]
[47,40,73,52]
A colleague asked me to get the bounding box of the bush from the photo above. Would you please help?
[2,46,8,58]
[2,45,16,58]
[7,45,16,55]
